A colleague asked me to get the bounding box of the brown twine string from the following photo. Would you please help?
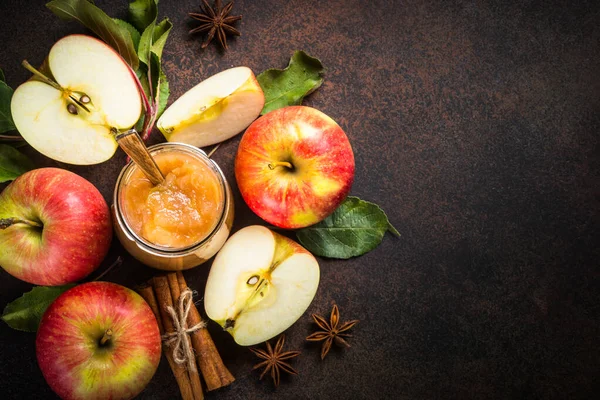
[162,288,206,373]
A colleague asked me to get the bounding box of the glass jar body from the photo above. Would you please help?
[112,142,234,270]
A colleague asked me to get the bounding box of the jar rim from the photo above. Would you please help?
[113,142,230,257]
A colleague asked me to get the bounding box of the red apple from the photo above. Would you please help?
[0,168,112,285]
[36,282,162,400]
[235,106,355,229]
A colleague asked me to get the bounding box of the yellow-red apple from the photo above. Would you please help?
[36,282,161,400]
[235,106,355,229]
[0,168,112,285]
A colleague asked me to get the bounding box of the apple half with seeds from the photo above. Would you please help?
[157,67,264,147]
[204,225,320,346]
[11,34,142,165]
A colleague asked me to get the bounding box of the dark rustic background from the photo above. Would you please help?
[1,0,599,399]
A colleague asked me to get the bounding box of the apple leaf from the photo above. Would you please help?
[157,68,170,118]
[296,196,400,259]
[136,17,171,139]
[138,22,155,68]
[257,51,325,115]
[128,0,158,32]
[0,69,5,82]
[138,18,172,68]
[0,144,34,183]
[113,18,141,50]
[1,285,75,332]
[0,75,16,133]
[46,0,140,70]
[151,18,173,61]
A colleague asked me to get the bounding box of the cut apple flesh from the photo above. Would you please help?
[157,67,264,148]
[11,35,141,165]
[204,226,320,346]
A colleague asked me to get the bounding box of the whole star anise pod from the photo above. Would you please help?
[189,0,241,50]
[250,335,300,387]
[306,304,359,359]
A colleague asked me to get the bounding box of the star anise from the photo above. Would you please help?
[306,304,359,359]
[250,335,300,387]
[189,0,241,50]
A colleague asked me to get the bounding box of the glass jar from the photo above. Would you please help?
[112,142,234,270]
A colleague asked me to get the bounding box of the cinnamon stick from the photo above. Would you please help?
[137,284,164,333]
[152,276,198,400]
[166,273,204,399]
[176,271,235,390]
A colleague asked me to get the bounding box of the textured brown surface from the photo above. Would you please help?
[1,0,599,399]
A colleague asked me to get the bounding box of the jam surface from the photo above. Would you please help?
[121,151,223,248]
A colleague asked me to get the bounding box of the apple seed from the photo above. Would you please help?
[247,275,259,285]
[67,103,78,115]
[80,95,91,104]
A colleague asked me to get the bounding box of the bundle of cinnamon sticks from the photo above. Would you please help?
[138,272,234,400]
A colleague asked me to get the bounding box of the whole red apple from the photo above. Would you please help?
[235,106,355,228]
[36,282,162,400]
[0,168,112,285]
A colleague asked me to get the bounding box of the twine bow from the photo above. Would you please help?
[162,288,206,372]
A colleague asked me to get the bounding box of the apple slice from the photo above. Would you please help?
[204,225,320,346]
[11,35,142,165]
[157,67,264,147]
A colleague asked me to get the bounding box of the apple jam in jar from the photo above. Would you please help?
[112,143,234,270]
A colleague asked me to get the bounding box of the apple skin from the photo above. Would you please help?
[235,106,355,229]
[36,282,162,400]
[0,168,112,285]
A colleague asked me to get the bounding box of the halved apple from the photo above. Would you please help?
[157,67,264,147]
[204,225,320,346]
[11,35,142,165]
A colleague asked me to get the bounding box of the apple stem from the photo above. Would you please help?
[0,218,42,230]
[21,60,63,92]
[124,60,155,144]
[100,329,113,346]
[207,143,221,158]
[268,161,294,170]
[0,134,24,141]
[22,60,90,114]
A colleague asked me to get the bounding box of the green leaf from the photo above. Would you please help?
[138,18,172,68]
[0,144,34,183]
[138,21,155,67]
[296,196,400,259]
[0,78,16,133]
[113,18,141,50]
[257,51,325,115]
[128,0,157,32]
[2,285,75,332]
[0,68,5,82]
[151,18,172,60]
[139,18,171,110]
[156,68,169,118]
[46,0,139,70]
[130,3,170,138]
